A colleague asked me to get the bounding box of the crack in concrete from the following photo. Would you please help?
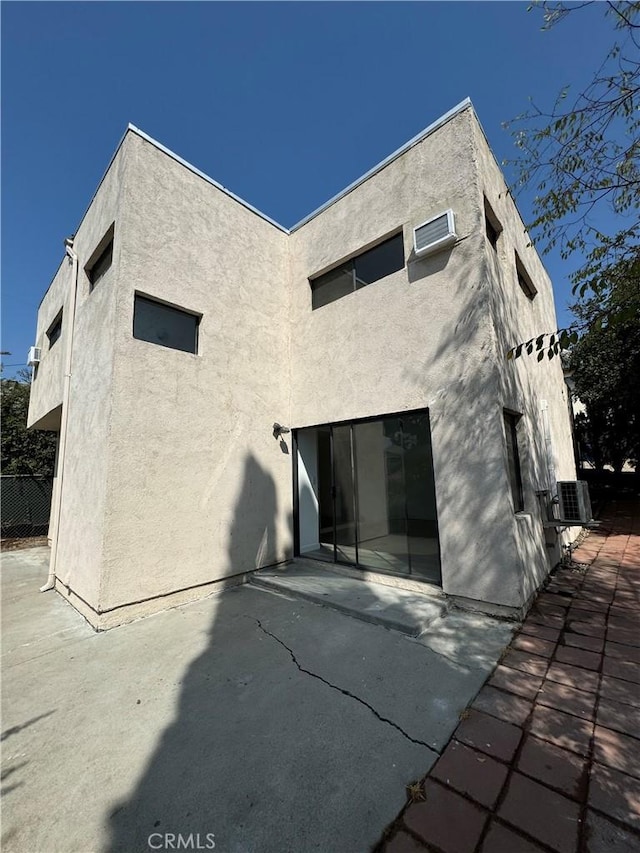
[254,619,438,753]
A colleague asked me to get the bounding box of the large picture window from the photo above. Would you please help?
[133,294,200,354]
[310,232,405,310]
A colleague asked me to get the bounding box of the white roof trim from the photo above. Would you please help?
[41,97,477,306]
[289,98,473,232]
[129,98,473,235]
[127,125,290,233]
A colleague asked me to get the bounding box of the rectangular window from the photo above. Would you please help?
[504,411,524,512]
[515,252,537,299]
[47,310,63,348]
[310,232,404,310]
[86,224,114,290]
[484,198,502,250]
[133,294,200,354]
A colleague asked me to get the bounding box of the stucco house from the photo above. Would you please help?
[27,99,583,630]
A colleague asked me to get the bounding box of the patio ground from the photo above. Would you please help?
[1,546,512,853]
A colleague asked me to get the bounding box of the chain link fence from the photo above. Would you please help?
[1,475,53,538]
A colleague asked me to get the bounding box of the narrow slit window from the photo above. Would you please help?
[503,411,524,512]
[515,252,537,299]
[86,224,114,290]
[47,310,63,348]
[484,198,502,251]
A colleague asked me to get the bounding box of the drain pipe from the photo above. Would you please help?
[41,237,79,592]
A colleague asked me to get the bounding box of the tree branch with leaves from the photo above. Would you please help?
[505,1,639,360]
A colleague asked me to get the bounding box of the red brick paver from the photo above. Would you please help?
[377,497,640,853]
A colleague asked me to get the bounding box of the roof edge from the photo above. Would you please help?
[289,97,473,233]
[38,98,475,309]
[127,124,290,234]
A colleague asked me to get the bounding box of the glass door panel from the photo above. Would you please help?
[401,413,441,583]
[332,424,357,564]
[296,425,334,562]
[354,418,410,574]
[295,410,441,584]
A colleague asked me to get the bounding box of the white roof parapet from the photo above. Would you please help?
[289,97,473,232]
[127,124,290,233]
[39,98,476,306]
[129,98,474,235]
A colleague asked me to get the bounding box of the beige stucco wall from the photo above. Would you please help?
[27,141,128,607]
[97,133,291,614]
[28,101,579,625]
[289,107,533,609]
[470,117,579,603]
[28,265,68,430]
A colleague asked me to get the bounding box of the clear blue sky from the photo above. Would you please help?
[2,1,615,376]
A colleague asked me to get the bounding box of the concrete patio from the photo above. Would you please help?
[1,548,513,853]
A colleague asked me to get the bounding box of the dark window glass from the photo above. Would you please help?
[515,253,537,299]
[485,215,499,250]
[310,232,404,309]
[311,265,354,310]
[47,311,63,348]
[88,239,113,288]
[504,411,524,512]
[484,198,502,251]
[133,295,199,354]
[354,234,405,286]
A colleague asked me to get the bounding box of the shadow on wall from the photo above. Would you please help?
[402,240,557,606]
[105,453,278,853]
[103,446,512,853]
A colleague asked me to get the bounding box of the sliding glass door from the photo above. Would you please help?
[295,410,441,584]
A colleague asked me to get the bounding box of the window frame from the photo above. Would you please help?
[484,197,502,251]
[132,292,201,355]
[85,224,115,291]
[47,309,63,349]
[515,251,537,300]
[503,410,525,513]
[309,230,405,310]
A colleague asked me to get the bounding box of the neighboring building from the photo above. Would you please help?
[28,99,580,629]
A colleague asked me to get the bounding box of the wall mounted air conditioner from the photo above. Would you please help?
[556,480,593,524]
[27,346,41,366]
[413,209,457,257]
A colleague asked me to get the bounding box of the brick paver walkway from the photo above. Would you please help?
[377,498,640,853]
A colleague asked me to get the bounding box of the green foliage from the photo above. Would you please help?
[567,255,640,471]
[504,1,640,305]
[1,370,57,475]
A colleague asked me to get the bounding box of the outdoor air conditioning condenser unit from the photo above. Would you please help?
[27,346,41,366]
[413,209,457,257]
[556,480,593,525]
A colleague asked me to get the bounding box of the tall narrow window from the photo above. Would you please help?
[484,198,502,250]
[515,252,537,299]
[133,293,200,354]
[47,310,63,348]
[86,224,114,290]
[504,411,524,512]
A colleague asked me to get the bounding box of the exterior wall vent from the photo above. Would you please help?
[556,480,592,524]
[413,210,457,257]
[27,346,42,366]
